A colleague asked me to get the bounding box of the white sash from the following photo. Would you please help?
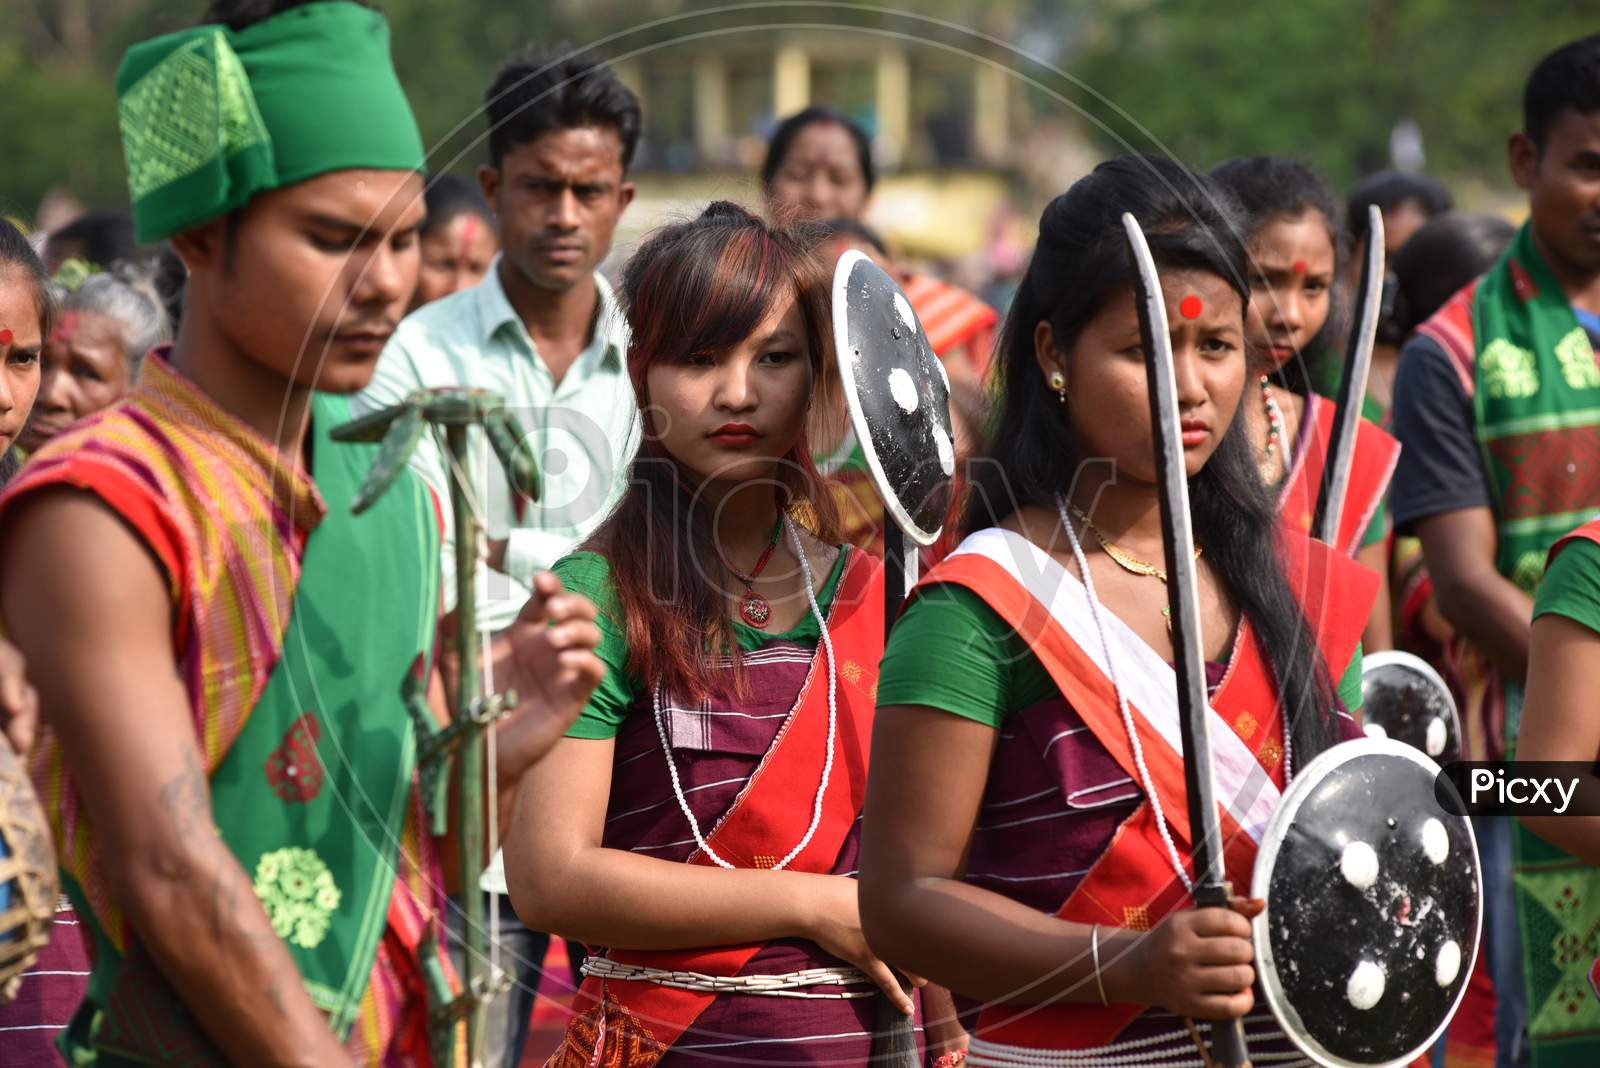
[947,528,1279,843]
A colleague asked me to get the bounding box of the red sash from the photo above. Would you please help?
[549,552,885,1067]
[916,528,1372,1049]
[1279,394,1400,556]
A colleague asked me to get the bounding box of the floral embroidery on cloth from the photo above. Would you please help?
[252,846,342,949]
[1555,327,1600,391]
[1480,338,1540,399]
[264,711,324,802]
[1515,869,1600,1034]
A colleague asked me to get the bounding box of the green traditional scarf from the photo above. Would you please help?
[1470,222,1600,1067]
[115,1,424,243]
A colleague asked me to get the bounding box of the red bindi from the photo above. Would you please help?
[1293,259,1308,275]
[0,328,11,346]
[1179,295,1204,320]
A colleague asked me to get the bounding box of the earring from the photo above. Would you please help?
[1049,370,1066,404]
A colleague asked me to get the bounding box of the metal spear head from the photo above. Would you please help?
[350,405,426,514]
[484,410,542,503]
[329,399,408,444]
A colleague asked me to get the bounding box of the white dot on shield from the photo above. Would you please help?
[1425,716,1446,757]
[893,293,916,332]
[1340,840,1378,891]
[1421,818,1449,865]
[1347,960,1385,1010]
[1436,940,1461,987]
[888,368,919,414]
[934,425,955,477]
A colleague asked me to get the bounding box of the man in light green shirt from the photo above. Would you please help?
[355,49,640,633]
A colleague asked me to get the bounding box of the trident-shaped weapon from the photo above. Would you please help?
[333,387,542,1068]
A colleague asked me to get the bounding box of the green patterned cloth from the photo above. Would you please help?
[1473,223,1600,594]
[116,1,424,242]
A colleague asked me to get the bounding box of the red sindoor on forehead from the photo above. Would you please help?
[1292,259,1308,275]
[0,328,12,345]
[51,311,78,343]
[1178,295,1204,320]
[456,215,479,262]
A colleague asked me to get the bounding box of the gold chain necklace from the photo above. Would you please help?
[1067,503,1202,631]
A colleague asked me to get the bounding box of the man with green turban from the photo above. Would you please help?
[0,2,606,1064]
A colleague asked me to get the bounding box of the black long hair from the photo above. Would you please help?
[1210,155,1345,395]
[965,154,1344,762]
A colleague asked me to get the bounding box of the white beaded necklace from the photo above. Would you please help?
[1056,492,1192,893]
[652,516,838,871]
[1054,494,1297,894]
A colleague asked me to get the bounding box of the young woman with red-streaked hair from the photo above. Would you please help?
[504,201,941,1066]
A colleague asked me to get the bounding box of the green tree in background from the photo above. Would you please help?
[1,0,1593,226]
[1069,0,1597,185]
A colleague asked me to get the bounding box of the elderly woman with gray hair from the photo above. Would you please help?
[18,268,170,455]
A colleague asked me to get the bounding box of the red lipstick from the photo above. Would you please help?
[708,422,763,448]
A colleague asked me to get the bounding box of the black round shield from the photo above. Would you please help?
[831,250,955,545]
[1252,738,1481,1068]
[1360,652,1462,766]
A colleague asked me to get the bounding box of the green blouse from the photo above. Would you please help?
[877,582,1365,729]
[1533,536,1600,636]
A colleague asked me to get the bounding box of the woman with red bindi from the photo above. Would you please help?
[410,172,498,311]
[1212,156,1400,652]
[20,267,170,456]
[0,221,48,483]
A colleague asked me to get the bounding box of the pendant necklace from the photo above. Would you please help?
[728,516,784,628]
[1068,501,1202,631]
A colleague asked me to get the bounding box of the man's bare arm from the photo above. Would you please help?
[1416,507,1534,680]
[0,490,348,1067]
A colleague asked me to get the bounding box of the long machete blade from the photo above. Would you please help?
[1123,212,1251,1068]
[1311,203,1386,546]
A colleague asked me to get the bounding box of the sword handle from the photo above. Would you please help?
[1207,1019,1252,1068]
[868,975,919,1067]
[1192,881,1251,1068]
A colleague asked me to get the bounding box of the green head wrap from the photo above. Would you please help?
[116,1,425,243]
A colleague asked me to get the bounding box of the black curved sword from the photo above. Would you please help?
[1312,204,1386,545]
[1122,213,1251,1068]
